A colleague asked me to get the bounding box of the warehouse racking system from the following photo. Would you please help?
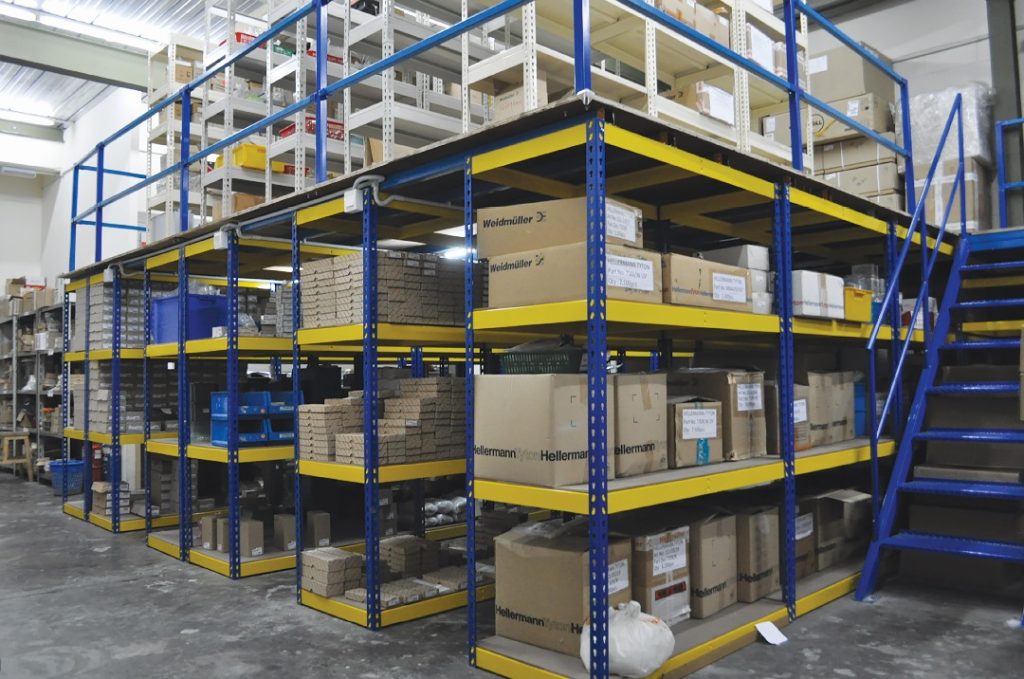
[57,0,965,676]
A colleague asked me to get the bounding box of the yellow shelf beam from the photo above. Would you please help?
[65,273,104,293]
[961,319,1024,333]
[472,125,586,174]
[64,348,145,362]
[64,428,157,445]
[186,444,294,463]
[298,458,465,484]
[147,439,179,457]
[301,584,496,628]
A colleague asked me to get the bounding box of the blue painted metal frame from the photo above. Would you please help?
[995,118,1024,228]
[585,115,609,678]
[144,270,153,533]
[362,187,382,629]
[226,230,242,579]
[60,289,70,504]
[177,248,192,561]
[292,215,304,600]
[110,268,123,533]
[463,157,478,665]
[314,0,329,183]
[94,143,105,263]
[82,279,92,519]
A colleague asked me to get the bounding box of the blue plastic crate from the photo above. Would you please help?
[211,418,269,446]
[211,391,270,418]
[150,293,228,344]
[268,390,300,415]
[854,383,867,437]
[50,459,84,496]
[266,415,295,442]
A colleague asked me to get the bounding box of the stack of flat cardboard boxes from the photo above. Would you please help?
[301,548,364,598]
[297,399,363,461]
[150,458,198,516]
[698,244,773,315]
[84,362,177,434]
[75,280,146,350]
[91,480,130,517]
[380,535,441,579]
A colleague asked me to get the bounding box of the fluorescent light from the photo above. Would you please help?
[38,14,159,52]
[378,239,425,249]
[441,246,471,260]
[209,6,267,29]
[0,109,57,127]
[436,224,474,237]
[263,265,292,273]
[0,4,37,21]
[0,166,38,179]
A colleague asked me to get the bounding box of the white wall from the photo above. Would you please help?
[0,175,44,283]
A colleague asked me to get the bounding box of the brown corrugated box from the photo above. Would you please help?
[667,368,767,460]
[735,507,780,602]
[612,373,668,477]
[808,45,896,105]
[494,519,632,655]
[815,132,898,174]
[616,520,691,623]
[806,371,856,447]
[820,161,900,196]
[795,498,816,579]
[688,513,737,618]
[913,158,990,232]
[763,93,892,146]
[306,510,331,548]
[766,382,811,455]
[239,519,264,558]
[487,243,663,308]
[274,513,296,551]
[813,489,871,571]
[667,396,723,468]
[662,253,753,313]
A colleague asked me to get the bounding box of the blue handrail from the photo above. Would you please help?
[996,117,1024,228]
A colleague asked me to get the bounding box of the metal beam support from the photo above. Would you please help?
[0,119,63,142]
[292,215,304,602]
[988,0,1024,227]
[143,270,153,533]
[60,288,70,504]
[177,248,192,562]
[0,20,148,91]
[110,268,123,533]
[227,229,242,579]
[464,157,478,666]
[362,187,382,629]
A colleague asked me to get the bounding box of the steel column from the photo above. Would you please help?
[885,222,903,444]
[463,157,478,666]
[69,165,80,272]
[144,270,153,532]
[362,187,382,629]
[60,289,70,504]
[82,280,92,518]
[572,0,592,97]
[988,0,1023,227]
[781,0,803,170]
[997,121,1009,228]
[227,230,242,579]
[292,215,304,600]
[585,115,609,678]
[177,248,192,561]
[314,0,328,183]
[94,144,104,263]
[180,87,192,233]
[110,268,123,533]
[899,80,916,215]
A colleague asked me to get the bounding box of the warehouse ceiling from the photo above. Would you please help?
[0,0,266,135]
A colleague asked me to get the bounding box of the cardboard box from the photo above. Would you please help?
[474,374,616,488]
[763,93,892,145]
[487,243,663,308]
[677,82,735,126]
[806,371,856,446]
[216,517,229,553]
[612,373,668,477]
[816,132,898,174]
[735,507,780,602]
[792,270,844,319]
[912,158,990,232]
[306,510,331,547]
[365,136,415,165]
[765,382,811,455]
[662,253,752,313]
[654,0,695,24]
[629,525,691,623]
[688,513,737,618]
[274,513,297,552]
[668,396,723,468]
[493,75,548,123]
[240,519,264,558]
[477,197,644,257]
[199,515,218,550]
[494,520,632,655]
[694,2,729,47]
[667,369,766,460]
[699,244,770,271]
[813,489,871,570]
[746,24,774,72]
[174,63,194,84]
[795,501,816,579]
[808,45,896,105]
[820,161,900,196]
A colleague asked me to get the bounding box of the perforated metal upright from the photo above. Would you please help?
[463,155,478,665]
[177,248,192,561]
[292,214,304,600]
[82,277,92,518]
[226,229,242,579]
[109,268,123,533]
[143,270,153,532]
[362,187,382,628]
[60,288,71,504]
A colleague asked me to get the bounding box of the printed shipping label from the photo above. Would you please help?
[609,559,630,594]
[318,538,330,546]
[793,398,808,424]
[605,202,638,243]
[796,513,814,540]
[682,408,718,440]
[736,383,763,412]
[607,255,655,292]
[712,272,747,303]
[807,55,828,74]
[252,547,264,557]
[847,99,860,117]
[707,86,736,126]
[652,540,687,575]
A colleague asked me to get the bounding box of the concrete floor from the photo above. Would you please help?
[1,473,1022,678]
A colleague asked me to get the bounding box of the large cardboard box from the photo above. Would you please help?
[765,382,811,455]
[240,519,264,558]
[668,396,723,468]
[494,520,632,655]
[699,244,770,271]
[216,517,229,553]
[808,45,896,105]
[627,525,691,623]
[365,136,415,165]
[815,132,898,174]
[820,162,900,196]
[306,510,331,548]
[662,253,752,313]
[667,369,767,460]
[764,93,892,146]
[806,372,856,446]
[792,270,844,319]
[813,489,871,570]
[695,2,729,47]
[688,513,737,618]
[474,374,616,488]
[913,158,990,233]
[487,243,662,308]
[677,82,735,125]
[199,515,219,550]
[795,500,816,579]
[612,373,668,477]
[735,507,780,602]
[493,75,549,123]
[477,197,644,257]
[274,513,297,552]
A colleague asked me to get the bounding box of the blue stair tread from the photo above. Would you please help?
[900,479,1024,499]
[883,532,1024,563]
[962,260,1024,272]
[915,428,1024,443]
[928,382,1019,395]
[953,298,1024,309]
[941,339,1020,350]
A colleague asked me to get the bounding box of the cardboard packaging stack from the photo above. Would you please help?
[479,197,660,309]
[624,522,691,623]
[300,252,480,329]
[687,512,737,618]
[912,158,990,233]
[494,518,632,655]
[475,372,668,488]
[734,506,780,602]
[74,279,146,350]
[297,399,363,461]
[666,369,767,461]
[91,480,130,517]
[698,244,773,315]
[150,458,198,516]
[380,535,441,579]
[85,362,177,434]
[302,548,364,598]
[792,270,845,319]
[804,371,856,446]
[345,579,440,609]
[421,564,491,592]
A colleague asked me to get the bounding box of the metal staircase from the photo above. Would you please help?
[855,96,1024,623]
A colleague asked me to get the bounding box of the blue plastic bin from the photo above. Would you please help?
[211,391,270,418]
[267,415,295,442]
[854,383,867,437]
[50,459,84,496]
[211,418,269,447]
[268,391,300,415]
[151,294,228,344]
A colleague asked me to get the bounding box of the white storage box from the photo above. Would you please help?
[793,271,844,319]
[700,245,770,271]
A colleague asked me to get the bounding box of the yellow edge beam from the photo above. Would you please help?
[64,348,145,361]
[186,444,293,463]
[63,502,85,520]
[240,554,296,577]
[795,441,895,476]
[147,439,179,457]
[608,301,780,334]
[184,237,216,259]
[301,590,368,625]
[473,124,586,174]
[88,513,146,533]
[66,273,104,292]
[146,248,181,271]
[474,479,590,515]
[475,648,568,679]
[298,458,466,483]
[297,197,346,226]
[606,125,775,198]
[961,319,1024,333]
[147,533,181,559]
[151,515,179,529]
[189,549,231,577]
[608,462,784,513]
[794,573,859,616]
[380,584,495,627]
[961,275,1024,289]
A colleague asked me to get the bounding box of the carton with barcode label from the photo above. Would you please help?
[735,507,780,602]
[668,396,724,468]
[625,524,691,624]
[667,368,767,460]
[662,252,752,313]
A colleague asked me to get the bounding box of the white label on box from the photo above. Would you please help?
[712,272,747,303]
[736,383,763,412]
[318,538,329,547]
[252,547,264,557]
[652,540,687,575]
[609,559,630,594]
[607,255,654,292]
[682,408,718,440]
[796,513,814,540]
[707,86,736,126]
[764,116,776,133]
[749,25,774,71]
[808,55,828,75]
[847,99,860,117]
[287,540,297,550]
[793,398,808,424]
[203,541,212,550]
[605,202,638,243]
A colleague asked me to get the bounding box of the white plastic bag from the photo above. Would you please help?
[580,601,674,678]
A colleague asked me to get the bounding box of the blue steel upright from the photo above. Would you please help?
[585,115,610,679]
[180,87,192,233]
[227,230,242,579]
[314,0,329,183]
[781,0,803,170]
[110,268,123,533]
[292,215,304,601]
[463,157,478,665]
[82,279,92,518]
[177,249,192,561]
[144,270,153,532]
[94,143,105,262]
[362,187,382,629]
[60,289,70,504]
[573,0,592,97]
[69,166,80,272]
